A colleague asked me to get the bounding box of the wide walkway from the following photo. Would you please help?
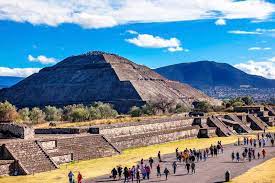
[88,137,275,183]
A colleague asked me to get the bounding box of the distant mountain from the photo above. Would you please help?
[155,61,275,89]
[0,76,24,88]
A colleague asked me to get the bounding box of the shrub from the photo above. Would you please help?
[29,107,45,124]
[69,107,90,122]
[129,106,143,117]
[174,103,190,113]
[0,101,18,122]
[44,106,62,121]
[88,106,101,120]
[193,101,213,113]
[18,107,30,122]
[94,102,118,119]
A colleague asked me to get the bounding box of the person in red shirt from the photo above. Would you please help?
[77,172,83,183]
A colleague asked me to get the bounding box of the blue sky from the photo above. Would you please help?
[0,0,275,79]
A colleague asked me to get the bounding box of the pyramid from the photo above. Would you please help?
[0,51,220,112]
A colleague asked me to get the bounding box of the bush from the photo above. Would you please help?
[96,102,118,118]
[193,101,213,113]
[129,106,143,117]
[0,101,18,122]
[69,107,90,122]
[88,106,101,120]
[174,103,190,113]
[18,107,30,122]
[29,107,45,124]
[44,106,62,121]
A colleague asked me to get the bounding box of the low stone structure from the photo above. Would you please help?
[0,123,34,139]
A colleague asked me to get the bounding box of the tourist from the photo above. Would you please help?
[248,151,252,162]
[141,166,146,179]
[271,138,274,147]
[259,140,262,147]
[68,171,74,183]
[238,138,240,146]
[262,149,266,158]
[172,161,177,174]
[77,172,82,183]
[158,151,162,162]
[164,167,170,180]
[257,152,261,159]
[140,158,144,166]
[191,162,196,174]
[136,166,141,183]
[236,152,240,162]
[149,157,154,169]
[118,166,123,180]
[123,167,129,183]
[253,139,257,148]
[131,166,136,180]
[111,168,117,180]
[145,165,150,179]
[157,164,161,177]
[231,151,235,161]
[203,150,207,161]
[186,161,191,174]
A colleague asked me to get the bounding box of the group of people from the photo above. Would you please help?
[68,171,83,183]
[110,141,223,182]
[232,133,275,163]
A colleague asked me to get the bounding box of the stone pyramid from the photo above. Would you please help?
[0,51,220,112]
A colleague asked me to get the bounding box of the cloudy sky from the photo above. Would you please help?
[0,0,275,78]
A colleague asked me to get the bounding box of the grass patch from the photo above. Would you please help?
[34,115,172,128]
[233,157,275,183]
[0,136,239,183]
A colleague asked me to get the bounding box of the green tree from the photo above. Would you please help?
[95,102,118,119]
[88,106,101,120]
[69,107,90,122]
[174,103,190,113]
[0,101,18,122]
[241,96,254,105]
[29,107,45,124]
[44,106,62,121]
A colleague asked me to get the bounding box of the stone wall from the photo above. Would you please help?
[100,118,194,138]
[0,160,14,175]
[0,123,34,139]
[109,126,200,149]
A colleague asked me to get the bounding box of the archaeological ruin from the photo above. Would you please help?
[0,105,274,176]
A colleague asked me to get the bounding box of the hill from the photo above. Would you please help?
[0,76,24,88]
[0,51,220,112]
[155,61,275,89]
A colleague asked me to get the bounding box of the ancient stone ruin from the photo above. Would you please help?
[0,105,274,176]
[0,51,220,113]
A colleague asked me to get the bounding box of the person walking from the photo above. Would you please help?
[186,162,191,174]
[231,151,235,161]
[271,138,274,147]
[145,165,150,180]
[172,161,177,174]
[257,152,261,159]
[191,162,196,174]
[236,152,240,162]
[68,171,74,183]
[136,166,141,183]
[118,166,123,180]
[111,168,117,180]
[149,157,154,169]
[158,151,162,162]
[123,167,129,183]
[77,172,83,183]
[164,167,170,180]
[157,164,161,177]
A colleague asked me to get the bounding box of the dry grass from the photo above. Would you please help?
[0,136,239,183]
[233,157,275,183]
[33,115,172,129]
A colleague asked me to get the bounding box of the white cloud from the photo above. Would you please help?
[126,33,185,52]
[0,0,274,29]
[228,30,262,35]
[248,47,272,51]
[0,67,40,77]
[234,58,275,79]
[127,30,138,35]
[215,18,226,25]
[28,54,58,64]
